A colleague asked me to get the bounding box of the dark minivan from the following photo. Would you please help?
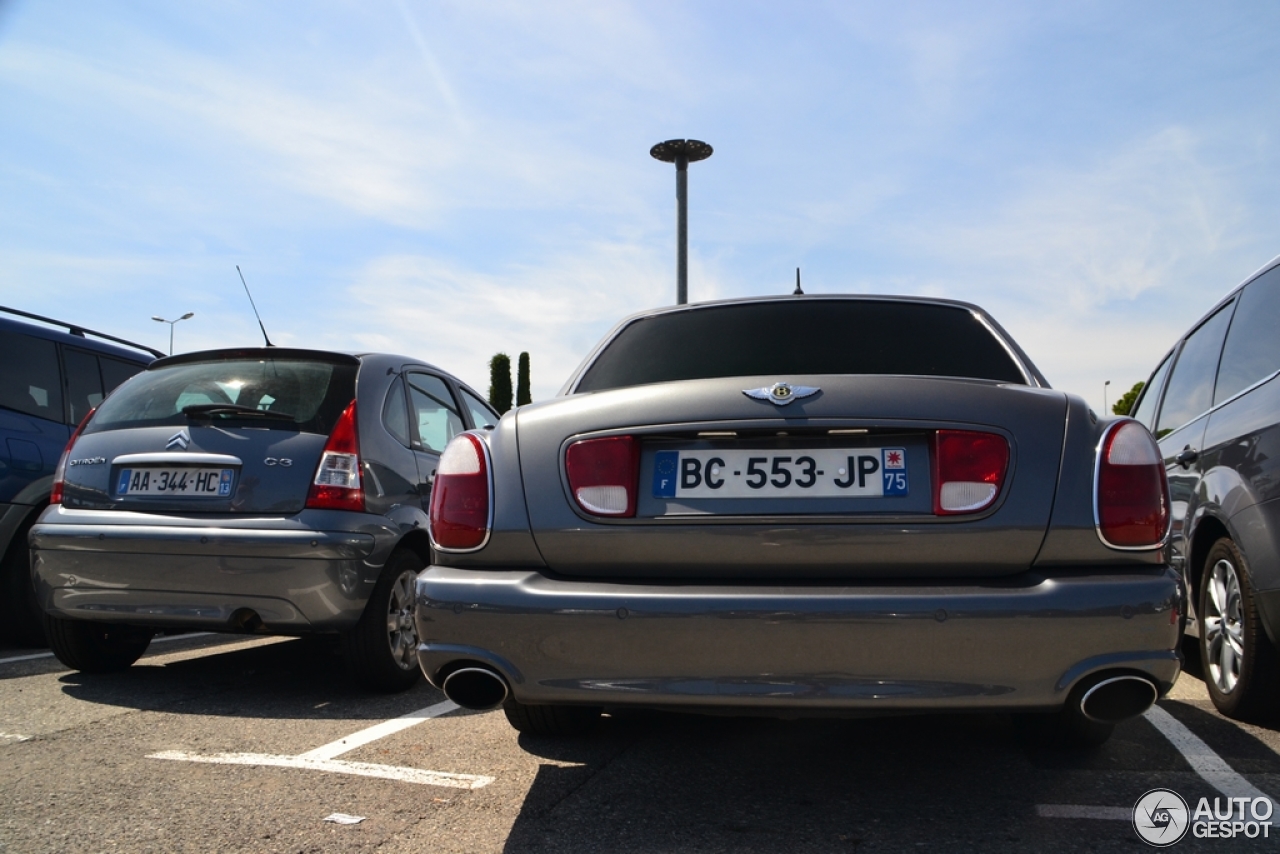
[1129,255,1280,719]
[0,307,160,645]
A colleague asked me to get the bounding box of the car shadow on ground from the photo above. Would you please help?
[499,706,1280,854]
[48,635,451,722]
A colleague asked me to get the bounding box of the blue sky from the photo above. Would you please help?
[2,1,1278,408]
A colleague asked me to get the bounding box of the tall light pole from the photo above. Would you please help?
[152,312,194,355]
[1104,379,1111,414]
[650,139,712,305]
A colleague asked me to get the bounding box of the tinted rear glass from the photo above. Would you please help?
[85,358,357,435]
[575,301,1026,392]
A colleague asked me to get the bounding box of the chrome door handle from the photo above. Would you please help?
[1174,447,1199,468]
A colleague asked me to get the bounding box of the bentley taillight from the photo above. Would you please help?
[1096,420,1168,549]
[566,435,639,517]
[933,430,1009,515]
[429,432,491,550]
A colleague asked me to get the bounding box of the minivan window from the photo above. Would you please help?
[575,301,1027,393]
[100,356,146,396]
[1215,268,1280,405]
[65,348,105,424]
[85,359,357,436]
[1130,353,1172,431]
[0,332,63,421]
[1156,302,1234,436]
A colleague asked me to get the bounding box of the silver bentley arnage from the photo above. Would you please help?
[417,295,1182,746]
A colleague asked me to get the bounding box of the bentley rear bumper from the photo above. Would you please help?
[414,566,1182,712]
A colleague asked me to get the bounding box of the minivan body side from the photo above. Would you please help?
[0,312,155,644]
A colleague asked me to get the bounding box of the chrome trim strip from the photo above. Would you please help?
[971,311,1037,387]
[112,453,244,466]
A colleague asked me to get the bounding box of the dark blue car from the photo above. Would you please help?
[0,306,159,645]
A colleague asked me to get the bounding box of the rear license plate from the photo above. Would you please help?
[116,468,235,497]
[652,448,908,499]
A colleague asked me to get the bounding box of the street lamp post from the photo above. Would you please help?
[1104,380,1111,414]
[152,312,194,355]
[650,139,713,305]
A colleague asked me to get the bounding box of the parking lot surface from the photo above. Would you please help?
[1,634,1278,853]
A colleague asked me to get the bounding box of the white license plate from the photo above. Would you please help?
[652,448,908,499]
[116,467,235,497]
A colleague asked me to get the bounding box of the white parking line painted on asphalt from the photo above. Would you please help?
[0,632,215,666]
[299,700,460,761]
[148,700,489,789]
[1039,702,1275,822]
[1143,704,1273,802]
[149,750,493,789]
[0,732,32,744]
[1036,805,1130,821]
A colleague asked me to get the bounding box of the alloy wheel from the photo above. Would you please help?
[385,569,420,671]
[1203,557,1245,695]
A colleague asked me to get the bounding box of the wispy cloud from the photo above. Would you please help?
[340,240,717,398]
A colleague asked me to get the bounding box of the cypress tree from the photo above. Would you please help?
[516,352,531,406]
[488,353,513,414]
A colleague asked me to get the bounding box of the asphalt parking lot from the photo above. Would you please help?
[1,634,1277,853]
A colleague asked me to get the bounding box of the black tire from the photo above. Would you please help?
[1198,538,1280,720]
[0,515,47,647]
[343,550,423,693]
[503,698,602,736]
[44,615,153,672]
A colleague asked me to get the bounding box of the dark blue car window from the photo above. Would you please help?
[1215,268,1280,405]
[1156,302,1234,436]
[64,348,104,425]
[0,332,63,422]
[100,356,146,396]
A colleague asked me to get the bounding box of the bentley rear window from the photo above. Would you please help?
[85,358,357,435]
[575,301,1027,392]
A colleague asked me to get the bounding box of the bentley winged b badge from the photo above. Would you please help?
[742,382,820,406]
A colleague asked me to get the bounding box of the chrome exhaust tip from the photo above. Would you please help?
[1079,674,1159,724]
[441,666,509,711]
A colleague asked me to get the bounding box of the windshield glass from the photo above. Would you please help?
[574,300,1027,392]
[86,358,357,435]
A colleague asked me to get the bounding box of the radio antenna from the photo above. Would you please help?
[236,265,274,347]
[793,267,804,295]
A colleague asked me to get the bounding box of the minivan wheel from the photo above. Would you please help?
[44,615,153,673]
[344,550,423,693]
[1199,538,1280,720]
